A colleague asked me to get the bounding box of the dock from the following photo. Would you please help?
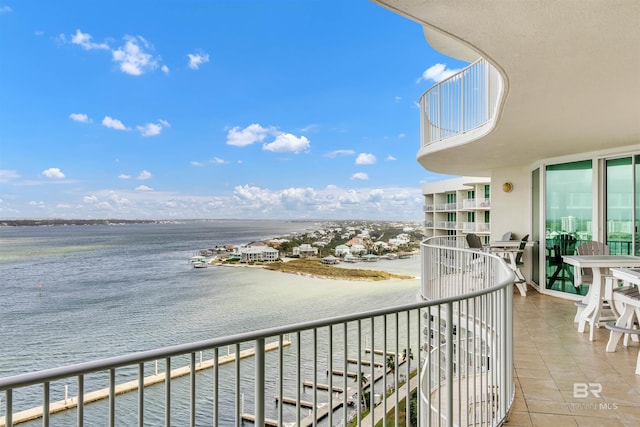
[346,357,384,367]
[242,350,406,427]
[302,381,343,393]
[0,339,291,427]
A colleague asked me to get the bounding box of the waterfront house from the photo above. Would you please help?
[239,246,279,263]
[334,244,351,257]
[292,243,318,258]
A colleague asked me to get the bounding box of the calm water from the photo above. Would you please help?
[0,220,421,425]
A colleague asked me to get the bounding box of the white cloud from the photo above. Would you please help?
[191,157,228,167]
[386,155,397,161]
[66,30,167,76]
[137,170,152,180]
[158,119,170,128]
[350,172,369,180]
[263,133,310,154]
[355,153,377,165]
[70,29,109,50]
[398,133,406,139]
[0,169,21,183]
[417,63,462,83]
[23,184,422,220]
[226,123,272,147]
[0,6,13,13]
[42,168,65,179]
[325,149,355,158]
[137,122,162,137]
[56,203,72,209]
[102,116,128,130]
[69,113,90,123]
[187,51,210,69]
[112,36,158,76]
[118,174,131,179]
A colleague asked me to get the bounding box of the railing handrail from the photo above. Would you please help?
[1,235,515,427]
[0,239,513,392]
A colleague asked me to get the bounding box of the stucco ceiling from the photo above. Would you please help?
[374,0,640,176]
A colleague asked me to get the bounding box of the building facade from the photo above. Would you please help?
[377,0,640,301]
[422,176,491,240]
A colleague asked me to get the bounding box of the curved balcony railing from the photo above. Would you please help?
[419,236,514,427]
[0,236,514,427]
[420,58,502,146]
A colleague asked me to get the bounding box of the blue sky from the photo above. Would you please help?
[0,1,466,220]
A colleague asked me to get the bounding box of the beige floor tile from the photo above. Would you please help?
[529,412,578,426]
[505,410,533,426]
[511,291,640,425]
[574,415,625,427]
[525,398,573,415]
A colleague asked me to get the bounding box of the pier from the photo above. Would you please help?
[1,339,290,427]
[242,349,407,426]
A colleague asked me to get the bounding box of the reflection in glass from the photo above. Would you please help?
[545,160,592,295]
[606,157,633,255]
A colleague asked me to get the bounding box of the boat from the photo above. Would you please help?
[190,256,209,268]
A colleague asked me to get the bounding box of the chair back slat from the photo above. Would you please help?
[576,241,610,256]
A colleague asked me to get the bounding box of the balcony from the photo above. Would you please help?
[435,221,458,230]
[0,237,515,427]
[420,58,502,149]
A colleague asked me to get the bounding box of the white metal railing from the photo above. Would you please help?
[435,221,458,230]
[476,222,491,233]
[461,222,476,232]
[477,198,491,208]
[434,203,457,211]
[0,236,514,427]
[461,199,477,209]
[419,236,514,426]
[420,58,502,145]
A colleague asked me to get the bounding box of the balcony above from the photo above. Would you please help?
[375,0,640,176]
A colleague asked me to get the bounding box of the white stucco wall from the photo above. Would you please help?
[490,165,535,286]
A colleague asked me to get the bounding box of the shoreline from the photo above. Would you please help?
[205,256,420,281]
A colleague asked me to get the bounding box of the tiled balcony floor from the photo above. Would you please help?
[507,288,640,426]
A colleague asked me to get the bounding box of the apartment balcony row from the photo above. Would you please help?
[0,238,515,427]
[429,221,490,233]
[424,199,491,212]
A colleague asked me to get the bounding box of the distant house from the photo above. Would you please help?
[321,255,340,265]
[350,243,366,255]
[373,241,389,251]
[240,246,279,262]
[334,244,350,257]
[293,244,318,258]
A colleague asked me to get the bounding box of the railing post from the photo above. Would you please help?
[5,390,12,427]
[255,338,265,427]
[445,302,453,427]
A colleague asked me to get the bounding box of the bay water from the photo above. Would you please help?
[0,220,421,425]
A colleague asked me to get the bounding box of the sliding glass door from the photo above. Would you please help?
[545,160,592,295]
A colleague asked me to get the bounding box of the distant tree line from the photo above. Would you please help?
[0,219,159,227]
